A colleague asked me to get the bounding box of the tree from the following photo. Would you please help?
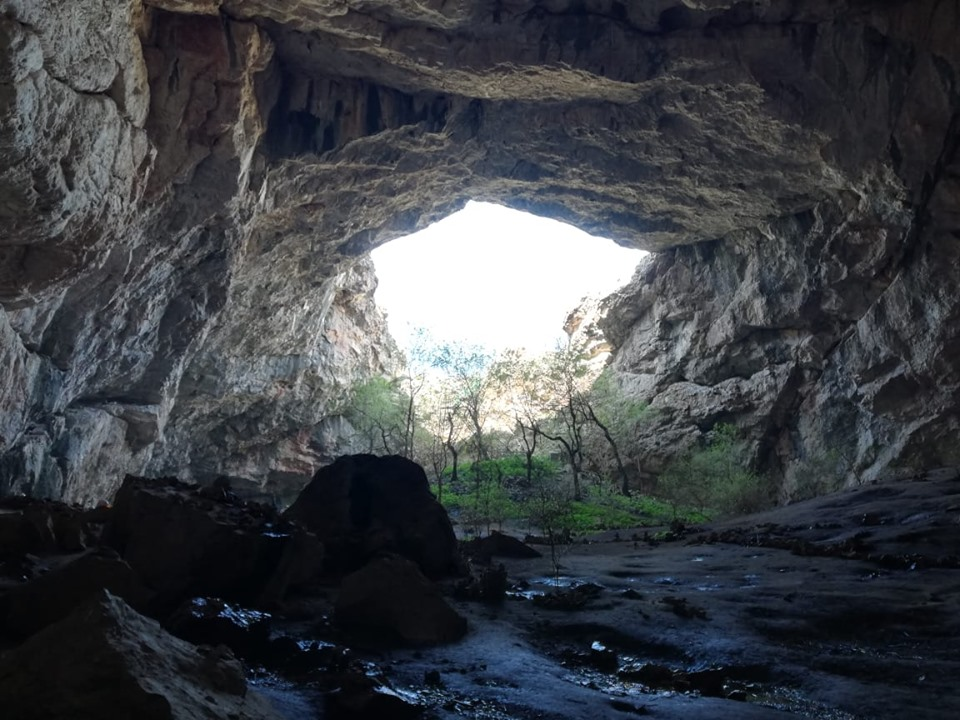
[536,341,601,500]
[581,368,648,495]
[432,341,495,466]
[344,376,409,454]
[428,341,499,517]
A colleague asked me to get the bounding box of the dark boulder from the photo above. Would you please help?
[1,549,152,641]
[284,455,461,577]
[454,563,508,604]
[0,590,284,719]
[103,476,323,611]
[326,672,424,719]
[0,497,99,558]
[334,554,467,646]
[462,531,543,562]
[164,597,273,661]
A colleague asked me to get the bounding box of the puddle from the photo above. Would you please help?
[753,686,861,719]
[527,576,579,588]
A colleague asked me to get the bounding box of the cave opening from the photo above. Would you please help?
[370,201,646,355]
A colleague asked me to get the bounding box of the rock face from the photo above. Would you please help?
[0,590,284,720]
[284,454,461,577]
[0,1,958,501]
[602,157,960,492]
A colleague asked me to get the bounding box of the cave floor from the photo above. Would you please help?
[264,474,960,720]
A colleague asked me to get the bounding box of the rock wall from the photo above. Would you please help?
[0,0,958,502]
[603,155,960,493]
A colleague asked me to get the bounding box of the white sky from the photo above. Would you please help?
[370,201,646,354]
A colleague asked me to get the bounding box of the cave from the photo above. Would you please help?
[1,1,959,718]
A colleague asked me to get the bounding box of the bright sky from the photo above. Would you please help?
[370,201,647,354]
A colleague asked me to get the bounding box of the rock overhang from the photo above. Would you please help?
[0,0,958,501]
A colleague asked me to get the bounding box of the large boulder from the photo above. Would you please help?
[0,590,284,720]
[462,531,543,562]
[103,476,324,610]
[334,554,467,646]
[1,550,151,642]
[0,497,100,558]
[284,455,461,578]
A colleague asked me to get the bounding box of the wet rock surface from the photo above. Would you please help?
[1,469,959,718]
[325,474,960,720]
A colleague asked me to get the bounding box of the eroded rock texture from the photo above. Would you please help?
[0,590,284,720]
[0,0,958,501]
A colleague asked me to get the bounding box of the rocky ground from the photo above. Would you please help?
[319,473,960,720]
[1,460,958,719]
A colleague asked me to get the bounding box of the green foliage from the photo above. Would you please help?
[432,477,521,534]
[657,424,773,517]
[344,376,409,454]
[589,368,649,428]
[566,485,706,532]
[447,455,561,484]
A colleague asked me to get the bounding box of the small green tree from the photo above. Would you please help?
[524,467,576,583]
[581,368,649,495]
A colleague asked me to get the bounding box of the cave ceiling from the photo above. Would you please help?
[0,0,957,501]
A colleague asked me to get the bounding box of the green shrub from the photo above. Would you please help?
[446,455,561,484]
[432,476,521,535]
[564,485,706,532]
[657,424,774,518]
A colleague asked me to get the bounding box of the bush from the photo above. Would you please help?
[657,424,773,518]
[566,485,706,532]
[448,455,562,485]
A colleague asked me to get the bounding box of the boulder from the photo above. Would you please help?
[164,597,272,662]
[1,549,152,641]
[454,563,508,605]
[335,555,467,646]
[284,455,461,578]
[463,531,543,561]
[103,476,323,610]
[326,674,424,720]
[0,497,97,558]
[0,590,284,720]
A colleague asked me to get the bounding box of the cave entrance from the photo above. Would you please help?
[370,201,646,355]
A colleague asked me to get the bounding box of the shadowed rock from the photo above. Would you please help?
[284,454,461,578]
[335,554,467,646]
[0,590,283,720]
[104,476,324,611]
[1,550,152,642]
[463,530,543,562]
